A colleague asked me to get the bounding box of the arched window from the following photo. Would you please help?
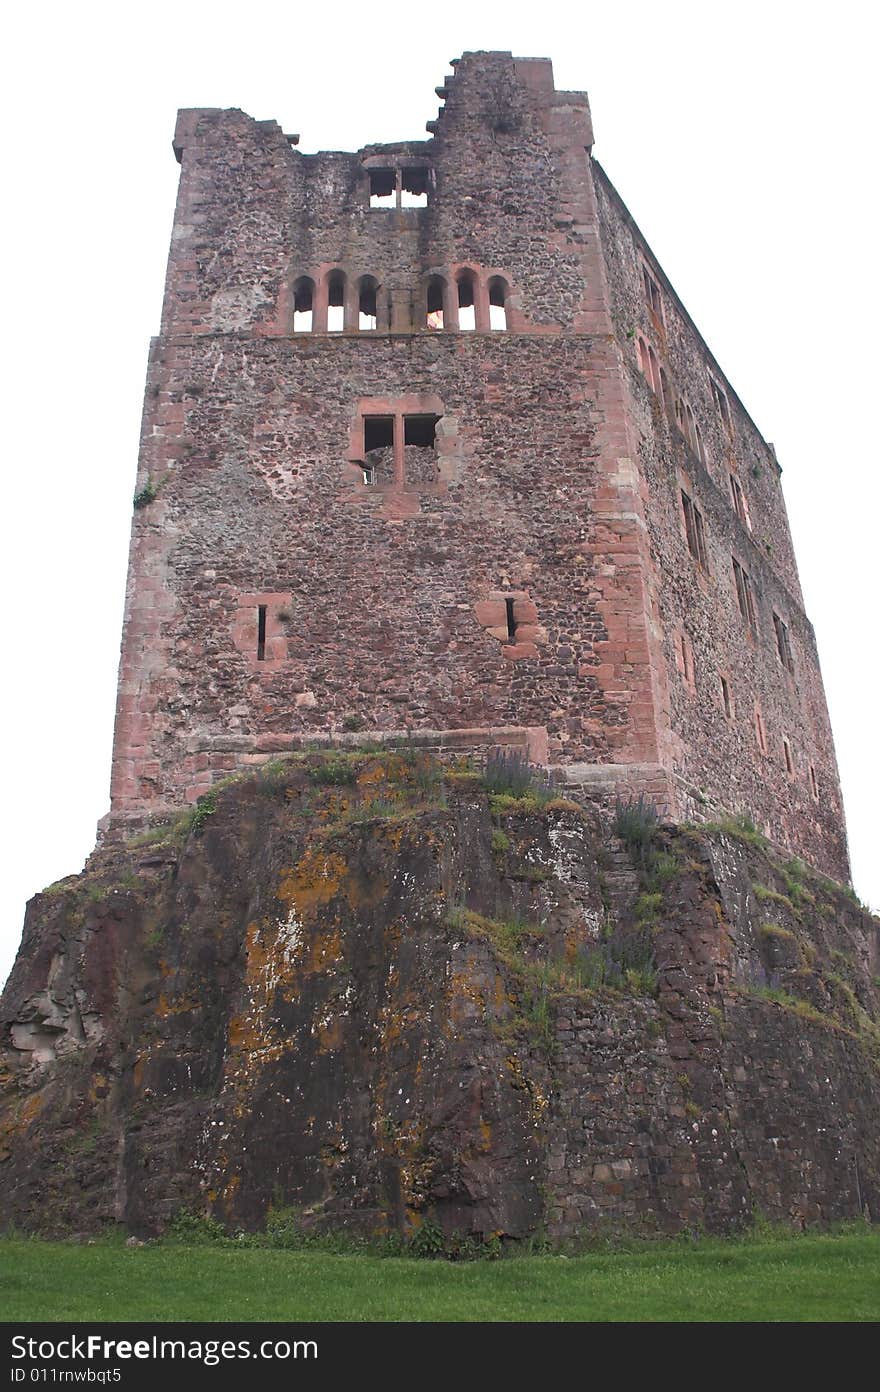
[457,271,476,331]
[292,276,314,333]
[327,271,346,333]
[426,275,446,330]
[358,276,378,331]
[488,277,509,330]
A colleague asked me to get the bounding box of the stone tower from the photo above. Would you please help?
[111,51,848,881]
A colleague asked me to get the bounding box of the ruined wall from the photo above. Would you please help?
[110,50,847,886]
[592,166,848,880]
[1,757,877,1239]
[113,52,666,826]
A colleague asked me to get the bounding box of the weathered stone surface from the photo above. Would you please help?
[109,51,848,884]
[1,757,876,1240]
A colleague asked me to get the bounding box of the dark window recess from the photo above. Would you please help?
[783,737,794,774]
[403,414,438,448]
[369,169,396,207]
[257,605,267,661]
[733,558,758,634]
[364,416,394,452]
[400,167,430,207]
[681,490,708,570]
[810,764,819,799]
[505,596,517,642]
[720,674,732,719]
[773,612,795,673]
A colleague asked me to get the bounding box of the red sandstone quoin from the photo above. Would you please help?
[110,51,849,881]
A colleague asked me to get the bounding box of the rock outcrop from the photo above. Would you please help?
[1,752,877,1240]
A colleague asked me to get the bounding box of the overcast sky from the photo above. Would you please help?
[1,0,877,986]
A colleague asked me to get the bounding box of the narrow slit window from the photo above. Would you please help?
[783,737,794,775]
[730,473,752,531]
[720,674,732,719]
[755,704,767,754]
[358,279,378,331]
[457,274,476,331]
[369,169,396,209]
[292,277,314,333]
[773,612,794,673]
[257,605,267,661]
[489,278,508,330]
[426,276,445,330]
[681,490,708,570]
[327,272,345,333]
[400,167,429,208]
[710,375,732,431]
[643,264,663,321]
[809,764,819,800]
[733,558,758,634]
[505,597,517,642]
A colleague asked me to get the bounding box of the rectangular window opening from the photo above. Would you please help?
[505,596,517,643]
[369,169,396,209]
[642,265,663,320]
[403,414,438,449]
[809,764,819,799]
[773,612,794,673]
[257,605,267,662]
[681,490,708,570]
[720,674,732,719]
[364,416,395,453]
[755,706,767,754]
[400,167,430,208]
[710,375,731,431]
[783,737,794,775]
[733,558,757,634]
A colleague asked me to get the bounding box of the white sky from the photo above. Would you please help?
[1,0,877,987]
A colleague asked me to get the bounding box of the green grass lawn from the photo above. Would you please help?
[1,1230,878,1321]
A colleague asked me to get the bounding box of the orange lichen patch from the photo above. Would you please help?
[276,849,348,914]
[301,927,343,975]
[448,962,491,1027]
[1,1089,45,1140]
[156,991,200,1019]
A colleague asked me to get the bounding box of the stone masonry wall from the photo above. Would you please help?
[592,165,848,880]
[110,51,848,885]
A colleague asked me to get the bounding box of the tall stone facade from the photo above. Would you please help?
[111,51,848,881]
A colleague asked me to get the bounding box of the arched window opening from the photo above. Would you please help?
[457,273,476,331]
[426,276,445,330]
[358,277,378,331]
[488,277,508,330]
[292,277,314,333]
[327,272,345,333]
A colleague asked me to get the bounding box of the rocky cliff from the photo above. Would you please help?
[1,751,877,1241]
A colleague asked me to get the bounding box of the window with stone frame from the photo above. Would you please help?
[733,558,758,635]
[681,489,709,570]
[772,611,795,673]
